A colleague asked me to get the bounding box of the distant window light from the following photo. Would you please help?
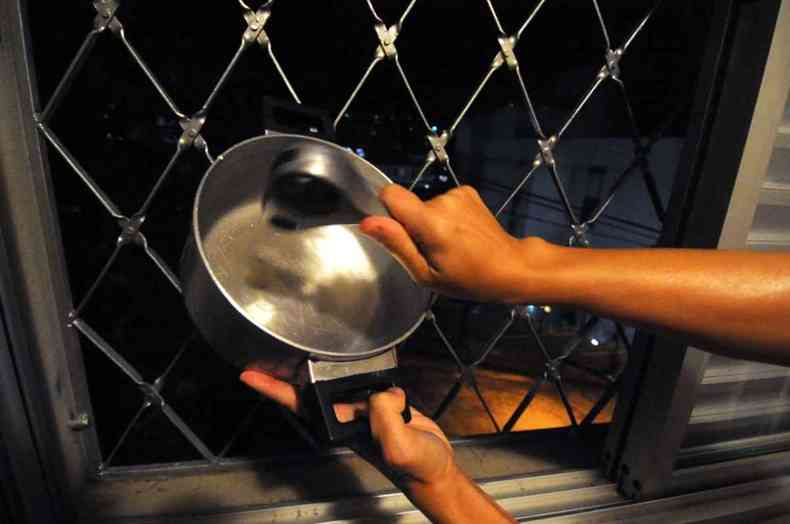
[526,304,537,316]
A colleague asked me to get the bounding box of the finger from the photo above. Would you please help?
[368,387,407,428]
[333,400,368,423]
[360,216,434,284]
[377,185,434,244]
[240,370,300,414]
[368,388,415,466]
[455,185,483,202]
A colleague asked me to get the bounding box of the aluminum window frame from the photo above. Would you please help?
[0,0,100,520]
[1,0,786,521]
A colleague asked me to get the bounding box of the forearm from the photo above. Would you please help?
[522,239,790,365]
[402,463,515,524]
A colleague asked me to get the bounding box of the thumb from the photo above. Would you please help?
[239,370,301,414]
[360,215,435,285]
[368,388,416,469]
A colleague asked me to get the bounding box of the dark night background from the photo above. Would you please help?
[26,1,713,466]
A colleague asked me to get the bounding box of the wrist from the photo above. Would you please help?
[402,460,464,499]
[402,461,467,519]
[510,237,581,306]
[402,462,516,523]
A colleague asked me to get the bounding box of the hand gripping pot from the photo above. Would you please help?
[180,134,432,443]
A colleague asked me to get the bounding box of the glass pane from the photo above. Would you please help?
[683,353,790,450]
[27,0,714,469]
[766,147,790,185]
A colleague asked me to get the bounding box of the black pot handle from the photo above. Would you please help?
[304,366,411,444]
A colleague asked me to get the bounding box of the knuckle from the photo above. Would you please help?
[379,184,397,202]
[437,185,479,209]
[380,184,408,206]
[461,185,481,201]
[445,186,466,200]
[369,391,395,410]
[369,389,406,413]
[428,218,450,239]
[389,387,405,398]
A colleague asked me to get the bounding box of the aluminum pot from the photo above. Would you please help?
[180,134,431,441]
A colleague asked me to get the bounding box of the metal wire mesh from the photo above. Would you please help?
[33,0,669,471]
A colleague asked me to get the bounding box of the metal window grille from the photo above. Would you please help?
[28,0,684,473]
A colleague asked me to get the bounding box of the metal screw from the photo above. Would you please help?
[68,412,91,431]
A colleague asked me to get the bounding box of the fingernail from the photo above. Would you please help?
[359,222,379,235]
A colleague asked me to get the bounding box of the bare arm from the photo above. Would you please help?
[360,184,790,366]
[538,246,790,363]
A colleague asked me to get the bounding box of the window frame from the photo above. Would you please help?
[1,0,786,521]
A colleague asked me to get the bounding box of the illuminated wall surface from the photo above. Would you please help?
[28,0,712,466]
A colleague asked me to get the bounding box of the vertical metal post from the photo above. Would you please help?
[603,0,783,500]
[0,0,101,519]
[0,254,59,523]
